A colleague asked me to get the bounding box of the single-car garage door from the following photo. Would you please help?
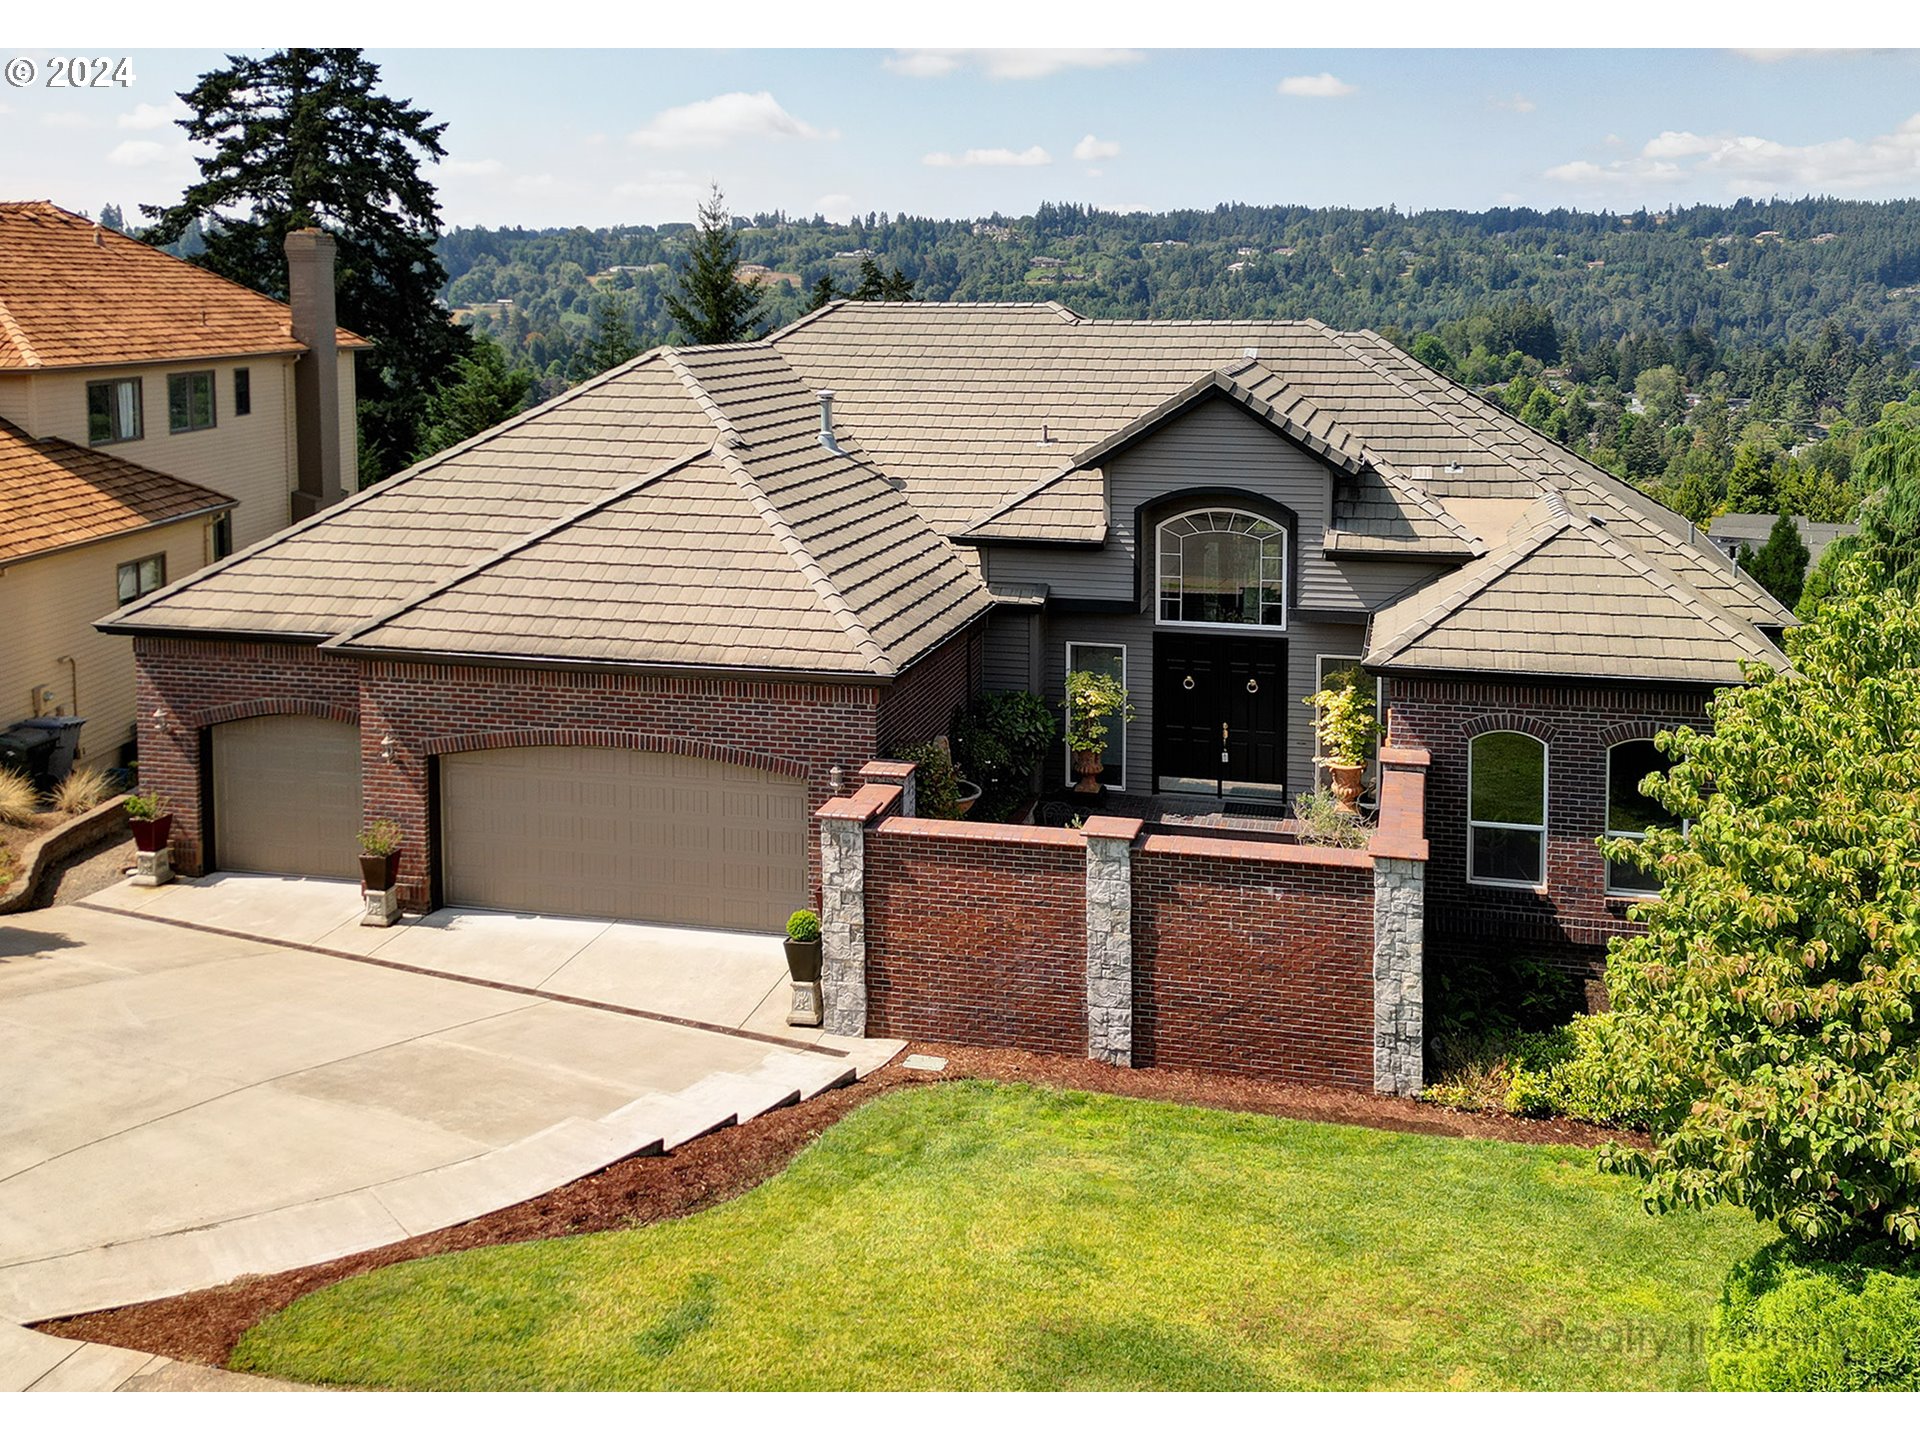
[440,746,808,932]
[212,715,363,878]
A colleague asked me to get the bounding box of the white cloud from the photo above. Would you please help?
[1277,73,1355,99]
[40,111,95,130]
[1490,93,1536,113]
[1546,113,1920,194]
[629,91,831,149]
[118,99,188,131]
[885,49,1143,80]
[1072,134,1121,162]
[444,158,505,177]
[922,145,1052,168]
[1733,48,1877,63]
[106,140,175,168]
[812,192,854,222]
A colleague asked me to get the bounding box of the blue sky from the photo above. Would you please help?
[5,48,1920,229]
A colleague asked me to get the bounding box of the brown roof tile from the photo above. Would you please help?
[0,201,366,370]
[0,418,232,563]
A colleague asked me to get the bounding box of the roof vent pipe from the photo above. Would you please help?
[816,390,842,454]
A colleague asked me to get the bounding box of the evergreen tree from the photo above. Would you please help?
[573,293,642,380]
[1739,514,1811,611]
[806,273,839,312]
[1725,441,1780,513]
[414,332,533,462]
[141,48,466,483]
[98,202,125,232]
[851,256,888,301]
[880,265,915,302]
[663,185,767,345]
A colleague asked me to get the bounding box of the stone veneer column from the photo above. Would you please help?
[1081,816,1142,1066]
[1368,744,1432,1097]
[1372,856,1425,1096]
[817,783,902,1037]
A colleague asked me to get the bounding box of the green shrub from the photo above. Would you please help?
[949,691,1056,799]
[1505,1012,1681,1129]
[786,909,820,944]
[122,789,170,821]
[1426,949,1580,1059]
[893,742,961,820]
[0,770,36,826]
[356,818,403,856]
[1063,670,1132,756]
[1710,1242,1920,1391]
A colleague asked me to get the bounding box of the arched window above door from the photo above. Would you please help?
[1155,508,1288,630]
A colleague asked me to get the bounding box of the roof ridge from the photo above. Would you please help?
[106,347,682,627]
[322,443,717,652]
[0,297,41,368]
[711,445,895,677]
[661,348,746,448]
[962,460,1089,533]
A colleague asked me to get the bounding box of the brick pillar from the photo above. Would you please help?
[1369,745,1431,1096]
[1081,816,1142,1066]
[857,759,917,818]
[816,782,903,1037]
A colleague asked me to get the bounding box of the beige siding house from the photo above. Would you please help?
[0,201,366,763]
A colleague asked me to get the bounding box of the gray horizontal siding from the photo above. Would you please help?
[983,607,1035,693]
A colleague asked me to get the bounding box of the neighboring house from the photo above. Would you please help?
[1706,512,1860,570]
[0,201,366,762]
[100,302,1792,987]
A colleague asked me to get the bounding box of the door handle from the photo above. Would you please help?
[1221,721,1230,764]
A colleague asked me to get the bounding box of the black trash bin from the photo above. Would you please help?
[17,716,86,783]
[0,724,56,788]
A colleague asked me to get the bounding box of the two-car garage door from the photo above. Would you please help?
[440,746,808,933]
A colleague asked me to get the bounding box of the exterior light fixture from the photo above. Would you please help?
[380,733,397,764]
[828,764,846,794]
[151,707,175,735]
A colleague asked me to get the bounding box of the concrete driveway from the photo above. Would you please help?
[0,884,888,1331]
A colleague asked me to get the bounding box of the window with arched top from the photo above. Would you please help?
[1468,730,1548,887]
[1155,508,1287,629]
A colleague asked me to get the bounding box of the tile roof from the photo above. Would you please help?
[1363,490,1787,686]
[0,418,232,563]
[1706,512,1860,568]
[0,201,367,370]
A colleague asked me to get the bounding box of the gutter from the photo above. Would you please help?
[6,500,234,571]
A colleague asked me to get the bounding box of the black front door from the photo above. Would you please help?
[1154,633,1287,793]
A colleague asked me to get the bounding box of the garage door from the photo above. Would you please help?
[212,715,363,878]
[440,746,808,932]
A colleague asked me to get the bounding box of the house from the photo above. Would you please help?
[98,303,1792,1084]
[1706,512,1860,569]
[0,201,366,764]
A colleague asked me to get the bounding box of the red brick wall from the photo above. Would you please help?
[1132,837,1375,1087]
[862,820,1087,1053]
[1384,676,1711,974]
[876,622,984,754]
[133,638,361,874]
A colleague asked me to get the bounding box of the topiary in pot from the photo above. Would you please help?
[1304,683,1381,812]
[1064,669,1133,795]
[784,908,822,983]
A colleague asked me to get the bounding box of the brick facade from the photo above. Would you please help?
[1383,675,1711,976]
[133,625,981,912]
[863,820,1088,1054]
[876,621,985,754]
[1132,839,1376,1087]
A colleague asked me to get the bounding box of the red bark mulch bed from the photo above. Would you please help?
[35,1043,1636,1369]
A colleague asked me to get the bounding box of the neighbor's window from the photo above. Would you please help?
[1605,739,1678,896]
[86,377,142,444]
[116,553,166,603]
[233,367,251,417]
[211,513,234,561]
[1157,508,1287,628]
[167,371,216,433]
[1469,730,1547,887]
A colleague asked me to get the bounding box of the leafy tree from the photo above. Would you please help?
[572,293,642,381]
[142,48,467,483]
[1853,418,1920,591]
[1737,513,1810,610]
[663,184,766,345]
[1635,364,1687,429]
[1797,533,1864,619]
[1599,573,1920,1253]
[414,332,533,462]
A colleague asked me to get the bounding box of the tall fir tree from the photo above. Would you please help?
[573,293,643,381]
[1739,514,1811,611]
[141,48,467,484]
[663,185,766,345]
[806,273,839,312]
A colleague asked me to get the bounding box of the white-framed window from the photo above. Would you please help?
[116,553,166,604]
[167,370,216,433]
[1468,730,1548,888]
[1063,641,1127,790]
[1156,507,1287,630]
[1605,738,1679,896]
[86,377,142,444]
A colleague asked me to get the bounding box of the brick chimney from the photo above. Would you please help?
[285,229,345,519]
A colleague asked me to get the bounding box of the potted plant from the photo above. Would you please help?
[1304,683,1381,813]
[357,818,403,892]
[954,778,983,816]
[1064,669,1133,795]
[123,790,173,852]
[785,908,822,982]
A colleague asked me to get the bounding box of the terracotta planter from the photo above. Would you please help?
[1329,763,1366,813]
[359,850,400,892]
[129,814,173,852]
[955,780,982,817]
[1071,749,1105,795]
[784,938,822,983]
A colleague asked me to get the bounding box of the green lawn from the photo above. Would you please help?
[233,1081,1766,1390]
